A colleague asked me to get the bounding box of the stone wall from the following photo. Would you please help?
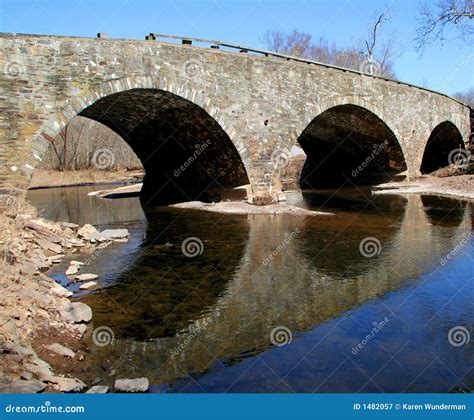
[0,33,470,205]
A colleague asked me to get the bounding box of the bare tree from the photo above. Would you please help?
[416,0,474,50]
[261,27,397,77]
[453,86,474,106]
[42,116,142,171]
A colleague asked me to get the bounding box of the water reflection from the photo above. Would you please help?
[27,186,472,392]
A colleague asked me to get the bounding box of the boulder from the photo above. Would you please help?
[86,385,109,394]
[35,238,62,254]
[51,377,85,393]
[24,363,54,382]
[78,224,105,242]
[59,222,79,230]
[79,281,98,290]
[65,264,80,276]
[114,377,149,393]
[0,379,46,393]
[44,343,75,358]
[100,229,129,240]
[73,273,98,282]
[61,302,92,323]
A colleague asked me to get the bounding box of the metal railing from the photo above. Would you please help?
[145,32,469,108]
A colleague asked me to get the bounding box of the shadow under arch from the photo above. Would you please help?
[33,79,250,205]
[296,104,407,189]
[420,121,465,174]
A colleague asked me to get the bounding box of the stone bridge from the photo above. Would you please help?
[0,33,471,205]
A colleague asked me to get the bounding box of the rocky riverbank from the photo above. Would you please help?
[0,197,148,393]
[373,174,474,201]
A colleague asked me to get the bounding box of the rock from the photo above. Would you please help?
[114,377,149,393]
[70,260,85,266]
[61,302,92,323]
[44,343,75,358]
[73,273,98,282]
[77,224,104,242]
[65,264,80,276]
[69,238,86,247]
[0,317,18,342]
[35,238,62,254]
[20,371,33,380]
[86,385,109,393]
[19,261,37,275]
[79,281,98,290]
[100,229,129,240]
[59,221,79,230]
[49,281,73,298]
[114,238,128,243]
[47,255,64,264]
[24,363,54,382]
[26,220,62,243]
[73,324,87,337]
[51,377,85,393]
[0,379,46,393]
[91,377,103,386]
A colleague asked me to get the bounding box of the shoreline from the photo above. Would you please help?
[372,174,474,202]
[0,197,136,393]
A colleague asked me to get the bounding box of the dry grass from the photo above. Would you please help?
[29,169,144,189]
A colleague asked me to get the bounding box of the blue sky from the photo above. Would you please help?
[1,0,472,94]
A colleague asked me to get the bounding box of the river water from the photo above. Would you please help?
[27,186,473,393]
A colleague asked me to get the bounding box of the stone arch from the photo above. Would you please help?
[29,76,252,204]
[283,103,407,189]
[420,121,466,174]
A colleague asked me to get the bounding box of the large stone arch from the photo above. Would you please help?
[25,76,252,204]
[279,101,407,190]
[420,121,466,174]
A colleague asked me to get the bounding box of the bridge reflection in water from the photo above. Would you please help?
[56,190,472,393]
